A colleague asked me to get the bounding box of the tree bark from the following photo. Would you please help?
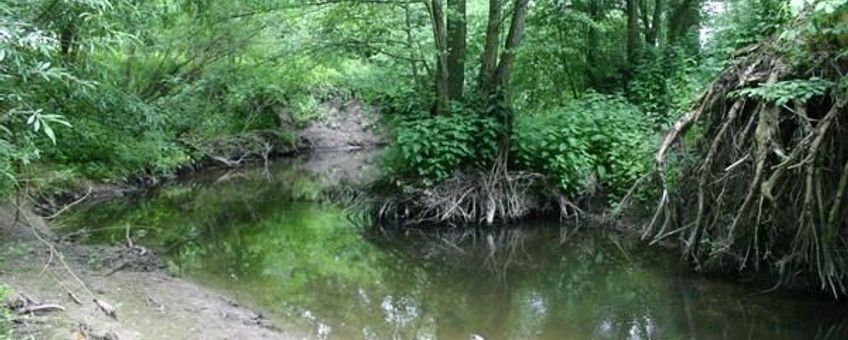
[404,3,422,85]
[627,0,641,64]
[491,0,531,93]
[478,0,502,95]
[647,0,663,46]
[490,0,531,153]
[428,0,450,112]
[59,21,77,60]
[585,0,600,86]
[668,0,700,46]
[446,0,467,101]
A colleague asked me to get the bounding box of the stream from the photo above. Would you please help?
[60,151,848,340]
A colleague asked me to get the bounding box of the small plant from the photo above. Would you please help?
[290,93,321,126]
[0,284,13,339]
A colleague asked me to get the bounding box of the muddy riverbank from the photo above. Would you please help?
[0,203,310,339]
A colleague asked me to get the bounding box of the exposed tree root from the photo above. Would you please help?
[368,163,581,228]
[642,38,848,296]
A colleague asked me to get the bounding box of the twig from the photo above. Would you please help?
[125,223,133,248]
[44,186,92,220]
[67,291,82,306]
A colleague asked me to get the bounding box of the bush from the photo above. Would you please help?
[512,94,654,199]
[382,107,499,185]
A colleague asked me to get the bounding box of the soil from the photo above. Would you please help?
[298,99,383,150]
[0,204,309,339]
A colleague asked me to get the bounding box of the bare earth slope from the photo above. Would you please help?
[297,99,383,150]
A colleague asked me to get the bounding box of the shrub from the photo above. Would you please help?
[512,94,654,199]
[382,108,499,185]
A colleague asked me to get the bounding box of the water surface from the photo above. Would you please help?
[61,151,848,340]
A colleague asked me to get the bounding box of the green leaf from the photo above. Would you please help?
[43,123,56,144]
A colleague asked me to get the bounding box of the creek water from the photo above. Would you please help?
[61,151,848,340]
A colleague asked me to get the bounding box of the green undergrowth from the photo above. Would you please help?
[381,108,499,186]
[380,94,656,206]
[512,94,655,201]
[0,285,12,339]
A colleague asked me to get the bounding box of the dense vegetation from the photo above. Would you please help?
[0,0,713,199]
[1,0,380,196]
[3,0,848,296]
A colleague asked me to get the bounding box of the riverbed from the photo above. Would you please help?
[60,151,848,340]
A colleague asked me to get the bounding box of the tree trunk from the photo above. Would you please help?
[446,0,467,101]
[491,0,531,154]
[647,0,663,46]
[59,22,77,60]
[478,0,502,96]
[585,0,600,86]
[491,0,531,93]
[639,0,650,38]
[404,3,422,86]
[668,0,700,46]
[429,0,450,113]
[627,0,641,64]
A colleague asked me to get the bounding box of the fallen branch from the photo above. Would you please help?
[44,186,93,220]
[15,304,65,314]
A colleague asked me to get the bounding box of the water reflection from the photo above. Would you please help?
[61,152,848,340]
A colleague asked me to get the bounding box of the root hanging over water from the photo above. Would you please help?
[369,165,581,228]
[642,37,848,295]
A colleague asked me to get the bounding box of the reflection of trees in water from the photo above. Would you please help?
[372,227,848,340]
[372,227,533,276]
[370,226,673,339]
[66,170,848,340]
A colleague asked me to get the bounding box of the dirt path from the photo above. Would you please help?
[0,204,308,339]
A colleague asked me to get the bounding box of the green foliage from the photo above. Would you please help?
[628,47,707,129]
[783,0,848,51]
[733,78,834,105]
[0,0,389,191]
[0,0,83,195]
[289,92,321,126]
[512,115,594,194]
[0,284,11,339]
[708,0,791,57]
[512,0,631,109]
[513,94,654,198]
[383,109,499,185]
[791,0,848,15]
